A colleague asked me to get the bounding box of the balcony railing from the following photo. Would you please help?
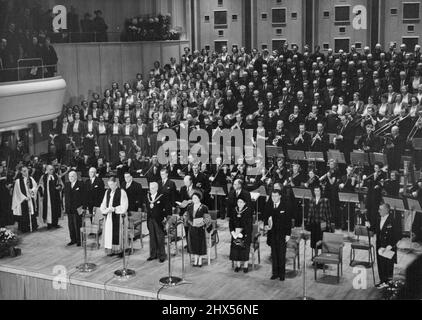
[0,59,58,83]
[45,31,186,44]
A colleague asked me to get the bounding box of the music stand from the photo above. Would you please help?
[404,198,422,253]
[173,179,185,191]
[369,153,387,167]
[292,188,313,230]
[327,150,346,164]
[114,214,136,279]
[413,138,422,150]
[351,152,370,167]
[210,186,226,218]
[305,151,324,170]
[383,197,406,227]
[338,192,360,241]
[266,146,284,158]
[250,185,267,223]
[287,150,306,163]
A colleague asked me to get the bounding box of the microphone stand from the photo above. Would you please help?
[114,213,136,279]
[77,210,97,272]
[159,220,182,286]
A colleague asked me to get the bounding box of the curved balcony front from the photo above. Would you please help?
[0,76,66,132]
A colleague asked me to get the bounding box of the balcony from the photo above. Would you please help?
[0,73,66,131]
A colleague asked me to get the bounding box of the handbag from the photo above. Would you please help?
[233,237,245,248]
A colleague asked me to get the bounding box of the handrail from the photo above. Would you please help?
[17,58,44,81]
[0,61,58,83]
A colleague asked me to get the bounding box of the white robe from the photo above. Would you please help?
[11,177,37,217]
[100,189,129,250]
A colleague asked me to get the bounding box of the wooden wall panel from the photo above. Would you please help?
[76,45,101,100]
[54,40,189,104]
[120,44,143,86]
[99,44,123,92]
[55,45,78,104]
[161,42,182,66]
[142,42,162,76]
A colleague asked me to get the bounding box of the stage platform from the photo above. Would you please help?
[0,216,420,300]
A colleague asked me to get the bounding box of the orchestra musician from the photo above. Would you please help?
[339,164,358,230]
[357,123,383,153]
[319,159,341,229]
[209,156,229,219]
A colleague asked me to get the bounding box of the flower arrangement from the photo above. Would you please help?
[0,228,20,258]
[122,14,181,42]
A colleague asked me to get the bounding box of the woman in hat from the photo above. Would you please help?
[185,191,211,267]
[229,194,253,273]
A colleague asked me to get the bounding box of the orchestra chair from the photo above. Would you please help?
[128,210,148,253]
[286,228,301,271]
[84,209,105,249]
[207,210,219,265]
[313,232,344,283]
[349,225,376,286]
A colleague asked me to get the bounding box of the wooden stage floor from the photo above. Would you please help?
[0,216,420,300]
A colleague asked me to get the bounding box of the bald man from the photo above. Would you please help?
[64,171,84,246]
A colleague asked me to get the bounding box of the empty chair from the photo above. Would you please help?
[313,232,344,283]
[350,225,376,285]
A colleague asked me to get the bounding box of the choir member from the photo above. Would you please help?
[97,115,110,162]
[134,117,149,157]
[99,176,129,257]
[109,116,122,164]
[83,114,97,157]
[264,189,291,281]
[145,182,168,262]
[11,166,38,233]
[121,117,135,159]
[185,191,210,267]
[39,165,63,229]
[70,112,84,150]
[64,171,84,246]
[229,195,253,273]
[366,203,401,288]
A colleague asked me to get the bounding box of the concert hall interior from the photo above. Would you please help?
[0,0,422,301]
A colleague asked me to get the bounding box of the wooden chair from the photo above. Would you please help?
[128,211,148,254]
[286,228,301,271]
[350,225,376,285]
[313,232,344,283]
[207,210,219,265]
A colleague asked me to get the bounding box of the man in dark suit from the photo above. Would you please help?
[335,115,356,164]
[264,189,292,281]
[226,179,252,219]
[84,167,105,218]
[122,172,143,215]
[158,168,177,213]
[367,203,401,288]
[64,171,84,246]
[145,182,169,262]
[191,163,210,204]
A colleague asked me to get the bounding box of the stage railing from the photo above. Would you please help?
[0,61,58,83]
